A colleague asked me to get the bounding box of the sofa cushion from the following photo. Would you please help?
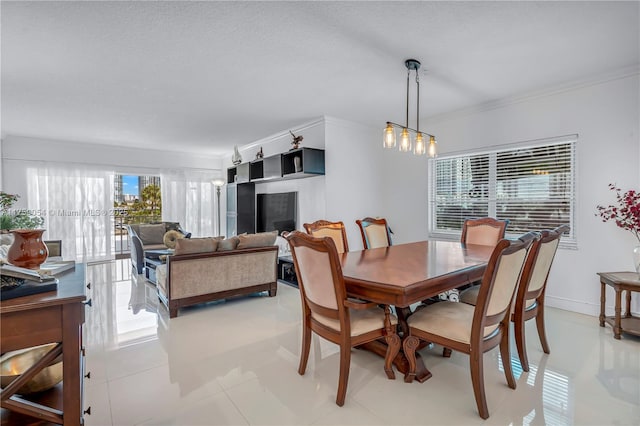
[237,231,278,249]
[138,224,167,245]
[217,236,240,251]
[174,237,219,255]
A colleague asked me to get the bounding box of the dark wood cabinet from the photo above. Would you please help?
[227,147,324,184]
[226,183,255,236]
[0,265,88,425]
[281,147,325,178]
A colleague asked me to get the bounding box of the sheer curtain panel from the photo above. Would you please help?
[161,170,215,238]
[28,164,114,262]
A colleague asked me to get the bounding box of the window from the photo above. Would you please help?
[429,135,576,248]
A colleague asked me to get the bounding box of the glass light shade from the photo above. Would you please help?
[383,123,396,148]
[212,179,225,187]
[414,133,426,155]
[428,136,438,158]
[399,128,412,152]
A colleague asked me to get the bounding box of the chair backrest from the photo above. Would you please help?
[303,220,349,254]
[355,217,392,249]
[461,217,509,247]
[517,224,569,304]
[472,233,536,338]
[286,231,349,328]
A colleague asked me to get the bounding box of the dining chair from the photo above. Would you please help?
[355,217,392,249]
[403,233,535,419]
[303,220,349,254]
[285,231,400,406]
[461,217,509,247]
[460,224,569,372]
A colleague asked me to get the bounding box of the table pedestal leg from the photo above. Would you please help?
[356,340,432,383]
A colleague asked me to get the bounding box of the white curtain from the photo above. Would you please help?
[161,170,215,238]
[27,164,114,262]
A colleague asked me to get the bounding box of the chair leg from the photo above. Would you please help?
[535,304,550,354]
[470,349,489,419]
[499,328,516,390]
[384,333,400,380]
[298,320,311,375]
[336,343,351,406]
[514,314,529,372]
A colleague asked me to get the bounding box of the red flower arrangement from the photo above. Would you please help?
[595,184,640,243]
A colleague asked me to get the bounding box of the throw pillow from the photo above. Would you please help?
[237,230,278,249]
[163,230,185,249]
[174,238,219,255]
[217,236,240,251]
[138,224,166,245]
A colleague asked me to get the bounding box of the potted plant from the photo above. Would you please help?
[0,191,47,269]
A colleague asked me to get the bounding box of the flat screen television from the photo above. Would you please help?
[256,192,297,233]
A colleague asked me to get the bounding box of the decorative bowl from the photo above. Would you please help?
[0,343,63,394]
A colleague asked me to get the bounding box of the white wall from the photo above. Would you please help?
[323,117,390,250]
[423,73,640,316]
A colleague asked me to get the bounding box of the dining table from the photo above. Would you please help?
[340,240,494,382]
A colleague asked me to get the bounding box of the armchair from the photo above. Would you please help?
[128,222,189,274]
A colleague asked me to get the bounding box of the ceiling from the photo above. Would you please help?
[1,1,638,157]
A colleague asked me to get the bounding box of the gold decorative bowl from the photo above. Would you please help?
[0,343,63,395]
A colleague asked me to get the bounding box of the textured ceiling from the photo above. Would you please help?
[1,1,638,156]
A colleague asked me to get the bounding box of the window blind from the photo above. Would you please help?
[429,135,576,248]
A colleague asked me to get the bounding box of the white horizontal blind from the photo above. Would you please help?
[430,135,576,248]
[433,153,490,231]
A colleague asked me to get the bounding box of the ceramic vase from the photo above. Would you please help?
[633,245,640,274]
[7,229,48,269]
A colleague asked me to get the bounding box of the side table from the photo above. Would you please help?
[277,255,298,287]
[144,249,173,285]
[598,271,640,339]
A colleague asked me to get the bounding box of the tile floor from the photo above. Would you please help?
[82,260,639,425]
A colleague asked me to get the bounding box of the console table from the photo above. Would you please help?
[598,271,640,339]
[0,265,88,425]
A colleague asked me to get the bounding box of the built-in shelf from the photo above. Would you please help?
[227,147,325,184]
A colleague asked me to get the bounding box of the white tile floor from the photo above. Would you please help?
[83,260,640,425]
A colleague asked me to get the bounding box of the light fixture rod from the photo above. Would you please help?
[385,121,434,139]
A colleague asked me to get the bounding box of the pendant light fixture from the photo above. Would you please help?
[383,59,437,158]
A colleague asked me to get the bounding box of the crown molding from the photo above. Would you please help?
[238,117,326,152]
[428,65,640,124]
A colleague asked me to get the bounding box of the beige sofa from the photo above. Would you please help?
[155,234,279,318]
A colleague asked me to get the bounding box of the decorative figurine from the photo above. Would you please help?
[255,147,264,160]
[289,131,303,150]
[232,145,242,165]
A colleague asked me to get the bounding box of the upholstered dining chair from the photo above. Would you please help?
[460,224,569,372]
[285,231,400,406]
[355,217,392,249]
[448,216,509,297]
[303,220,349,254]
[461,217,509,247]
[403,233,535,419]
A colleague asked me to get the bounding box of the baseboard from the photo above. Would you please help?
[546,295,640,317]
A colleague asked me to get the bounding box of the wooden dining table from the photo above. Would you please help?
[340,240,494,382]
